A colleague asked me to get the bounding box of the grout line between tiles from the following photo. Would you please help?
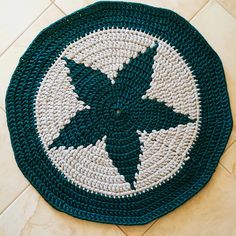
[0,2,53,58]
[225,139,236,152]
[219,140,236,174]
[143,220,160,236]
[53,2,67,15]
[116,225,128,236]
[0,106,5,113]
[219,139,236,177]
[219,162,232,176]
[141,219,158,236]
[189,0,211,22]
[216,0,236,19]
[0,184,30,215]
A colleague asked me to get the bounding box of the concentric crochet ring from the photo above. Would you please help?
[6,1,232,225]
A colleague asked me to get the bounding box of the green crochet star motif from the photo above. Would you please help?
[49,42,194,190]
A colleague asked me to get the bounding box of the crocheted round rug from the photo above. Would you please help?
[6,1,232,225]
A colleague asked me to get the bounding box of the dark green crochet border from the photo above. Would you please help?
[6,1,232,225]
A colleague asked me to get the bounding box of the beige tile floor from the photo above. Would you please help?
[0,0,235,235]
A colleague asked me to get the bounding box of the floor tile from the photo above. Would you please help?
[55,0,208,20]
[120,220,156,236]
[220,142,236,177]
[218,0,236,18]
[191,0,236,80]
[226,131,236,150]
[0,4,64,110]
[54,0,93,15]
[224,67,236,149]
[143,157,236,235]
[191,0,236,157]
[0,109,29,213]
[0,0,51,55]
[0,187,126,236]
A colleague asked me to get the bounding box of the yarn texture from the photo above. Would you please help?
[6,1,232,225]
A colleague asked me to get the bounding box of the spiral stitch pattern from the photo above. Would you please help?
[6,1,232,225]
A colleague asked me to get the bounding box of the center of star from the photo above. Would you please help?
[115,109,122,115]
[111,102,127,119]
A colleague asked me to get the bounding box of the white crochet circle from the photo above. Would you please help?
[35,28,201,197]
